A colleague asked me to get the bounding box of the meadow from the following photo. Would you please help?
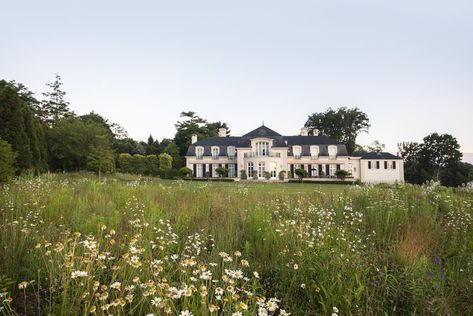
[0,174,472,315]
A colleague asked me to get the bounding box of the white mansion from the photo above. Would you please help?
[185,125,404,184]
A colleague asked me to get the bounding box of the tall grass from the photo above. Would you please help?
[0,174,472,315]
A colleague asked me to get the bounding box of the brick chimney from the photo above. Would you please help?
[300,127,308,136]
[313,129,320,136]
[191,134,198,144]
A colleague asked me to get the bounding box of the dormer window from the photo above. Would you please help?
[227,146,236,158]
[328,146,337,159]
[211,147,220,159]
[293,146,302,159]
[310,145,319,159]
[196,146,204,159]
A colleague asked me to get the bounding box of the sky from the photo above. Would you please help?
[1,0,472,157]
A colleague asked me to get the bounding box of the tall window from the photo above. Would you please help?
[256,142,270,156]
[247,162,254,177]
[293,146,302,159]
[212,147,219,159]
[392,161,397,169]
[270,163,277,178]
[228,164,235,177]
[196,164,203,177]
[384,161,388,169]
[212,164,219,177]
[310,146,319,158]
[258,162,265,178]
[329,164,337,176]
[376,161,380,169]
[227,146,235,158]
[368,161,372,169]
[196,147,204,159]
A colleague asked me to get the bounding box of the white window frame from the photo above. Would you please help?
[293,146,302,159]
[310,145,319,159]
[227,146,236,158]
[228,164,235,177]
[247,162,254,177]
[328,146,337,159]
[196,146,204,159]
[255,142,270,156]
[196,164,203,177]
[211,146,220,159]
[258,162,265,178]
[329,164,337,177]
[212,164,219,177]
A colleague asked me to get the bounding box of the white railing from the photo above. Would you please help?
[244,152,281,158]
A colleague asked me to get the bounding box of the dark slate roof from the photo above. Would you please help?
[361,152,402,160]
[186,125,349,157]
[243,125,281,137]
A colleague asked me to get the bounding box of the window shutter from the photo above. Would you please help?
[290,164,294,178]
[203,164,206,176]
[193,164,196,177]
[384,161,388,169]
[326,164,330,176]
[308,164,312,177]
[318,164,322,175]
[209,164,213,177]
[393,161,397,169]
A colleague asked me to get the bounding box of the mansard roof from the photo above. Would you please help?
[186,125,348,156]
[361,152,403,160]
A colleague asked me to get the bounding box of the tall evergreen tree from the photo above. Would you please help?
[0,80,48,172]
[40,75,74,126]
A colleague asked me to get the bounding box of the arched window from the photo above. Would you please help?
[258,162,265,178]
[247,162,254,177]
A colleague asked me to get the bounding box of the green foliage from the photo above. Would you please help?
[0,140,16,182]
[86,147,115,178]
[179,167,193,178]
[39,74,74,126]
[130,154,146,175]
[305,107,370,155]
[158,153,173,170]
[145,155,160,176]
[47,117,113,171]
[398,133,463,186]
[118,153,133,173]
[164,141,182,168]
[295,168,308,180]
[0,80,48,173]
[174,111,230,158]
[367,140,385,152]
[240,170,247,180]
[252,169,259,180]
[215,167,228,178]
[335,169,350,180]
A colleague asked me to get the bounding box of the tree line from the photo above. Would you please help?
[1,76,472,186]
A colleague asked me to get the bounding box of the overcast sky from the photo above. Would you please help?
[1,0,472,155]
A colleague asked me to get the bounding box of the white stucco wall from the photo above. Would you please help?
[360,159,404,184]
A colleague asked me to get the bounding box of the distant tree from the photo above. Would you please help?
[86,146,115,180]
[118,153,133,173]
[47,118,113,171]
[335,169,350,180]
[174,111,230,160]
[159,153,173,170]
[305,107,370,155]
[351,144,367,157]
[145,155,160,176]
[295,168,308,182]
[440,162,473,187]
[130,154,146,174]
[0,140,17,182]
[421,133,462,182]
[164,142,182,168]
[145,135,160,155]
[0,80,48,172]
[215,167,228,178]
[40,75,74,126]
[367,140,385,153]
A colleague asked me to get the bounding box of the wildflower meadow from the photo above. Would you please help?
[0,174,472,315]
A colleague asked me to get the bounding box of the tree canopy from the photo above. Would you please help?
[305,107,370,155]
